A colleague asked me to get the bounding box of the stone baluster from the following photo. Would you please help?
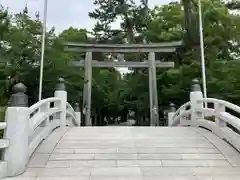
[214,102,226,127]
[39,102,50,127]
[179,108,185,125]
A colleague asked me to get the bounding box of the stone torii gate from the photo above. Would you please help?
[64,42,182,126]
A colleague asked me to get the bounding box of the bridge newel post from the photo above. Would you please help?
[4,83,29,177]
[190,78,204,126]
[54,78,67,127]
[74,103,81,126]
[167,103,176,126]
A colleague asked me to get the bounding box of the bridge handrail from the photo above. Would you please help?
[199,98,240,152]
[66,102,79,126]
[167,78,240,160]
[0,79,83,178]
[200,98,240,133]
[28,97,63,157]
[0,122,9,149]
[173,97,240,152]
[29,97,61,135]
[27,97,80,158]
[171,102,191,126]
[0,122,8,178]
[199,98,240,114]
[29,97,61,115]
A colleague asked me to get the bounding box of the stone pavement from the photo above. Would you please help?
[4,127,240,180]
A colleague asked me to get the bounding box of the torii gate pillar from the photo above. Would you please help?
[148,52,159,126]
[83,52,92,126]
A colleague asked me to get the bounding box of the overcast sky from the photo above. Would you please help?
[1,0,175,32]
[1,0,175,74]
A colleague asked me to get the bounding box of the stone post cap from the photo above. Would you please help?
[55,77,66,91]
[169,103,176,112]
[8,82,28,107]
[74,103,80,112]
[13,83,27,93]
[191,78,201,92]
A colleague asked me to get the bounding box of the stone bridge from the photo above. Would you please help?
[1,79,240,180]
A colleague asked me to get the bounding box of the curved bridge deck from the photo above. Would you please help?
[6,127,240,180]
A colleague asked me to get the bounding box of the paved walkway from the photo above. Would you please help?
[5,127,240,180]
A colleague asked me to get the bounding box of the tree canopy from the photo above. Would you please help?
[0,0,239,125]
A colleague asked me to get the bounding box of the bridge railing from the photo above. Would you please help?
[66,102,81,126]
[0,122,8,178]
[197,98,240,151]
[169,78,240,153]
[0,78,81,178]
[169,102,191,126]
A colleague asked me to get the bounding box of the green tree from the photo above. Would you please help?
[1,0,240,126]
[89,0,150,43]
[226,0,240,10]
[0,5,10,40]
[0,6,10,105]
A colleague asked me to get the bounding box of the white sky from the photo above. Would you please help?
[1,0,176,32]
[0,0,176,74]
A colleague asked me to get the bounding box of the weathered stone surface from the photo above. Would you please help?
[39,168,91,177]
[35,178,89,180]
[49,153,95,160]
[94,153,138,160]
[182,153,225,160]
[35,128,69,154]
[6,127,240,180]
[18,168,43,177]
[28,154,50,168]
[161,160,231,167]
[46,160,117,168]
[193,128,240,167]
[4,178,35,180]
[117,160,162,167]
[91,167,141,176]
